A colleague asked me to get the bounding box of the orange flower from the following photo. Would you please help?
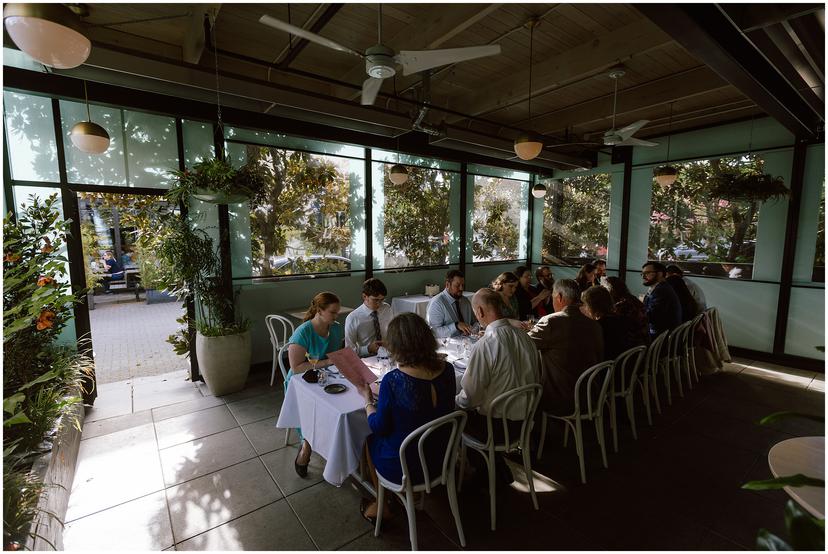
[41,239,53,253]
[36,310,56,330]
[3,252,21,263]
[37,276,55,287]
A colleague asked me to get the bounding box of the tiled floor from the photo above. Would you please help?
[64,357,825,551]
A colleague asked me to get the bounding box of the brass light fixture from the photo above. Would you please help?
[3,3,91,69]
[514,19,543,161]
[654,103,678,187]
[70,81,110,154]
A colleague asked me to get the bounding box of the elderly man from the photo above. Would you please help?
[529,279,603,415]
[427,269,476,338]
[666,264,707,313]
[344,278,392,357]
[642,262,682,340]
[457,287,540,483]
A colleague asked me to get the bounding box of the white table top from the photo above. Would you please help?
[768,436,825,519]
[283,305,354,321]
[391,291,475,317]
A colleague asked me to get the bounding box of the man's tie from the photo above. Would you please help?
[371,310,382,341]
[454,299,465,323]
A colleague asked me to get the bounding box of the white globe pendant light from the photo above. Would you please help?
[531,183,547,198]
[3,3,90,69]
[389,164,408,185]
[654,102,678,187]
[70,82,111,154]
[513,19,544,162]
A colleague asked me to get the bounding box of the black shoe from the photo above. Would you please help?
[294,450,309,478]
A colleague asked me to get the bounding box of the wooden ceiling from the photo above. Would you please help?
[9,3,824,170]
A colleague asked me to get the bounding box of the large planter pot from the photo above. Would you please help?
[192,188,249,204]
[195,330,252,396]
[145,288,177,304]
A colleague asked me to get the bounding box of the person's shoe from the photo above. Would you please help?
[294,450,309,478]
[359,498,377,525]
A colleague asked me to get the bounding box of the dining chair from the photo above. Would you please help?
[373,410,468,551]
[265,314,295,386]
[458,383,542,531]
[663,320,693,404]
[685,313,705,383]
[608,345,647,451]
[641,330,669,420]
[537,361,614,484]
[277,343,294,447]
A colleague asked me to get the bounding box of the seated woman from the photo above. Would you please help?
[605,276,648,347]
[575,263,597,294]
[491,271,520,319]
[514,265,542,321]
[581,286,630,360]
[287,292,343,478]
[356,312,456,523]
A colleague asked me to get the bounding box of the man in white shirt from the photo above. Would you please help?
[427,269,476,338]
[344,278,393,357]
[666,265,707,313]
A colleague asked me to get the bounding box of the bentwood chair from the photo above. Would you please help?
[664,320,693,404]
[374,410,468,551]
[458,384,542,530]
[537,361,614,484]
[641,330,669,420]
[608,345,647,451]
[277,343,294,446]
[685,313,705,383]
[265,314,295,386]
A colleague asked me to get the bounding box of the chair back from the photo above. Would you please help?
[666,320,692,360]
[613,345,647,396]
[397,410,467,493]
[277,343,291,383]
[573,360,614,420]
[644,329,669,376]
[265,315,294,349]
[479,384,543,451]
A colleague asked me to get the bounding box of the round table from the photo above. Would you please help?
[767,436,825,519]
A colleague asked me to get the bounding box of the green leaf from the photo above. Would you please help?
[756,529,792,550]
[3,393,26,414]
[18,369,61,391]
[758,411,825,426]
[743,474,826,490]
[785,500,825,551]
[4,411,32,426]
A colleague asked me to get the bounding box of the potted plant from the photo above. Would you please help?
[707,166,788,203]
[134,244,176,304]
[157,215,251,396]
[167,157,267,206]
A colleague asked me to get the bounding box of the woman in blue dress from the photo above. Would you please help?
[287,291,343,477]
[356,312,456,523]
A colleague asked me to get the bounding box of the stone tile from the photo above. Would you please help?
[132,369,189,386]
[721,361,746,374]
[152,395,226,422]
[240,416,296,455]
[338,515,460,551]
[82,410,152,441]
[84,381,132,423]
[808,376,825,392]
[159,427,257,487]
[155,405,239,449]
[66,423,165,522]
[166,458,283,543]
[64,491,173,550]
[133,379,204,412]
[175,498,315,551]
[222,381,280,405]
[740,364,816,389]
[225,392,283,426]
[259,446,326,497]
[287,481,371,550]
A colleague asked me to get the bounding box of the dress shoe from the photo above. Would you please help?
[294,450,309,478]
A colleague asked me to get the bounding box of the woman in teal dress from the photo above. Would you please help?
[491,271,520,319]
[287,291,343,477]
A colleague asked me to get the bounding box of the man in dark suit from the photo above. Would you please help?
[642,262,682,340]
[529,279,604,415]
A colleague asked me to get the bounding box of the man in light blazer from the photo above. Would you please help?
[528,279,604,415]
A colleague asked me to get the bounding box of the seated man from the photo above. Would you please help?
[427,269,476,338]
[532,265,554,317]
[529,279,604,415]
[100,250,124,294]
[344,278,392,357]
[592,259,607,286]
[666,264,706,314]
[642,262,682,340]
[456,288,540,482]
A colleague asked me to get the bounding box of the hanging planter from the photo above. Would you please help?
[167,158,266,206]
[708,168,788,203]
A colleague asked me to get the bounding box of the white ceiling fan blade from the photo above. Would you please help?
[259,15,363,59]
[616,137,659,147]
[616,119,650,139]
[396,45,501,76]
[361,77,384,106]
[546,142,604,148]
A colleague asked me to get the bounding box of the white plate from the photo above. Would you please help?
[453,359,467,370]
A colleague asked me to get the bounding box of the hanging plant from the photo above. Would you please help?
[167,158,267,206]
[707,166,788,203]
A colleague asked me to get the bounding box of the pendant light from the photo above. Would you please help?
[3,3,91,69]
[514,19,543,161]
[389,164,409,185]
[531,183,547,198]
[70,82,111,154]
[654,102,678,187]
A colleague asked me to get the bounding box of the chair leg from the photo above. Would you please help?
[562,421,570,448]
[446,468,466,547]
[664,360,673,405]
[626,395,638,440]
[521,444,539,510]
[641,377,653,426]
[595,416,608,469]
[485,451,497,531]
[457,444,466,492]
[610,394,618,453]
[405,491,419,550]
[374,485,385,537]
[651,370,662,415]
[574,418,586,484]
[284,428,290,447]
[537,414,548,461]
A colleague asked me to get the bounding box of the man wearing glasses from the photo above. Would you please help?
[641,262,681,341]
[345,278,393,357]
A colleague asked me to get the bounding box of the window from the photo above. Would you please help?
[3,91,59,182]
[471,174,529,262]
[648,154,772,280]
[228,142,362,277]
[59,99,126,186]
[814,183,824,282]
[373,159,459,269]
[123,110,178,188]
[541,173,611,266]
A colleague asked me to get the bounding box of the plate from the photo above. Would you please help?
[324,383,347,394]
[453,359,467,370]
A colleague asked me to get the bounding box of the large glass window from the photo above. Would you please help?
[471,174,529,262]
[123,110,178,188]
[541,173,611,265]
[3,91,59,182]
[648,154,774,280]
[227,142,362,277]
[813,183,824,282]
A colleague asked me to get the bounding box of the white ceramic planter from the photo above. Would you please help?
[195,330,252,396]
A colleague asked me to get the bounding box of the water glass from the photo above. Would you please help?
[317,368,328,387]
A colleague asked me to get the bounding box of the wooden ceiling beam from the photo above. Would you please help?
[278,4,344,69]
[182,4,221,64]
[531,66,730,135]
[718,4,823,33]
[444,18,673,124]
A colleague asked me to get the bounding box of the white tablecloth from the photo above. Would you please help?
[391,291,475,319]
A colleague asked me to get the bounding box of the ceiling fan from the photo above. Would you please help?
[259,6,501,106]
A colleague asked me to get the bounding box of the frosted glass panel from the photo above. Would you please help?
[124,110,178,188]
[3,91,59,182]
[182,119,214,168]
[60,99,126,186]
